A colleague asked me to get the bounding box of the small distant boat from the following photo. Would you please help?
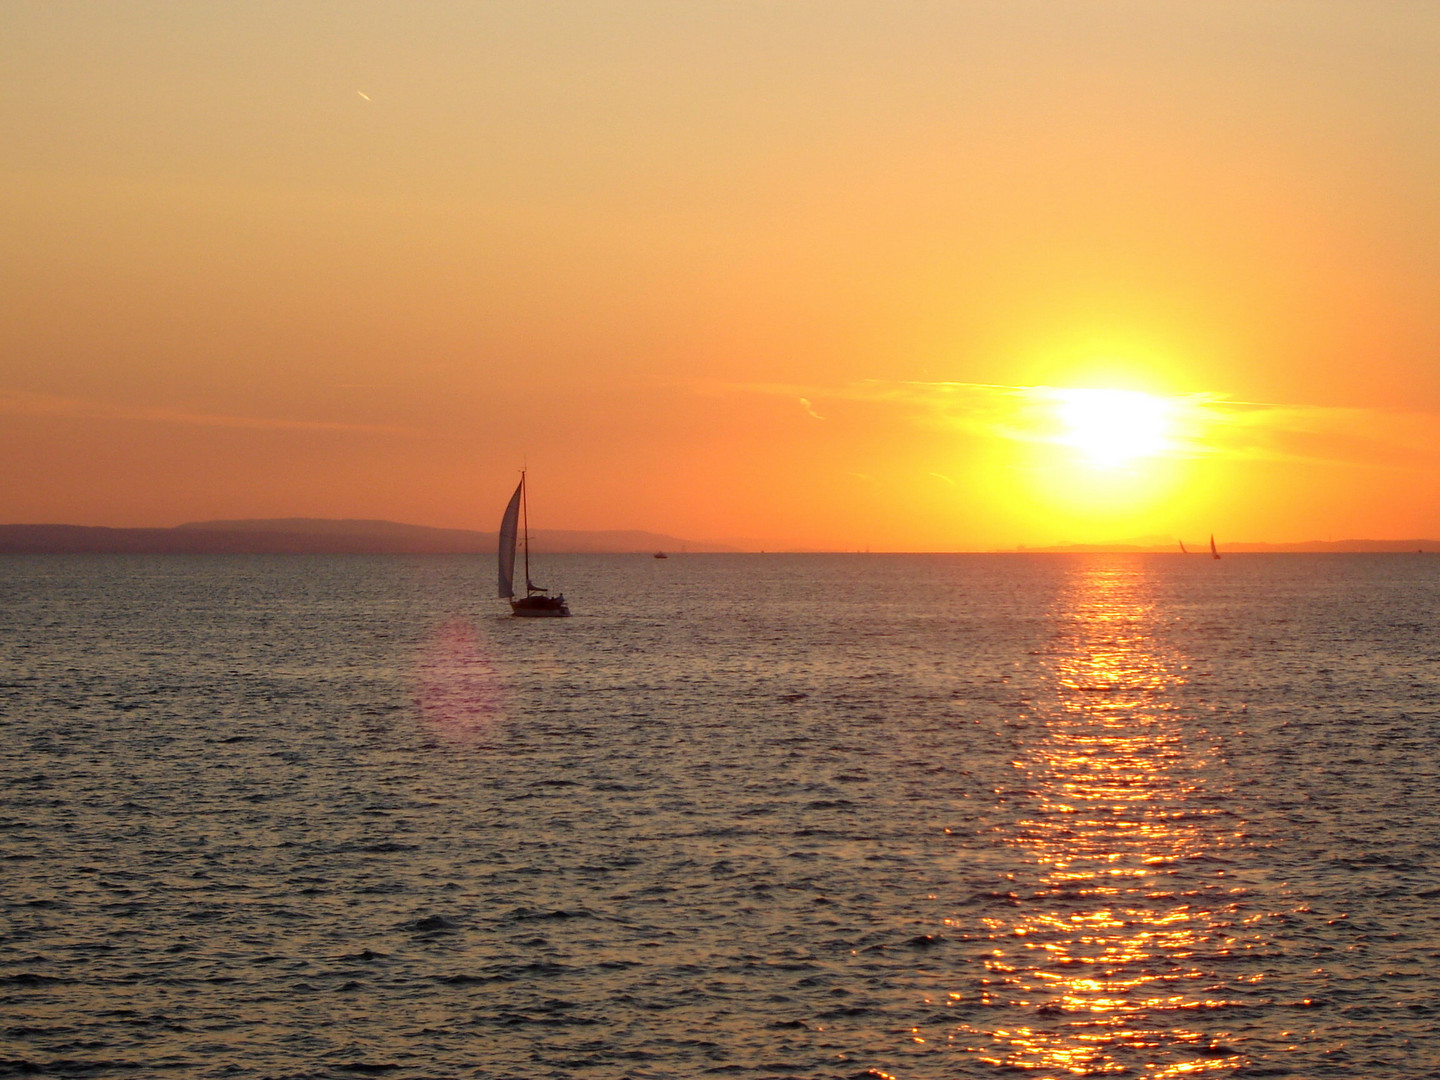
[1210,534,1221,560]
[497,471,570,617]
[653,551,668,559]
[1179,540,1189,554]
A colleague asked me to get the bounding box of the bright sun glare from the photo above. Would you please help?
[1052,388,1174,467]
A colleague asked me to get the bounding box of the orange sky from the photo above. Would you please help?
[3,2,1439,549]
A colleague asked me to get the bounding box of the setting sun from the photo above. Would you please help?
[1052,388,1175,468]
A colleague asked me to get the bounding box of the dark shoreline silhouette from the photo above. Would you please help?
[0,520,731,555]
[0,520,1435,554]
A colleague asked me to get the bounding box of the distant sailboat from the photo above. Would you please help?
[1179,540,1189,554]
[1210,534,1221,560]
[498,472,570,617]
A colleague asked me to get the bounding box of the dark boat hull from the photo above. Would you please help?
[511,595,570,617]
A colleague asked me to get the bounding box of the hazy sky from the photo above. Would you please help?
[4,1,1439,548]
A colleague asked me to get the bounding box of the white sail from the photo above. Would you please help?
[497,478,523,598]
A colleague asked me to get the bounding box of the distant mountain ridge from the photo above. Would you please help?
[0,519,733,554]
[1,520,1436,554]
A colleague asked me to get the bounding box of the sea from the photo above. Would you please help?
[2,552,1438,1080]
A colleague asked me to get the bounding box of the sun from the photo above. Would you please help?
[1051,388,1175,467]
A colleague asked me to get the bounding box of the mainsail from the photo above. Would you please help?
[497,478,523,598]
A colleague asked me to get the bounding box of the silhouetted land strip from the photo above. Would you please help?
[0,520,732,555]
[1,521,1436,554]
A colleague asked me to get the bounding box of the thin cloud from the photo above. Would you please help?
[711,379,1440,470]
[0,389,411,436]
[1165,397,1440,468]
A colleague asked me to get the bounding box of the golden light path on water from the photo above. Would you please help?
[960,560,1250,1077]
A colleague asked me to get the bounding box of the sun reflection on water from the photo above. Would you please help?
[961,560,1247,1077]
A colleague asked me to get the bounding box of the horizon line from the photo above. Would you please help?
[1,519,1438,555]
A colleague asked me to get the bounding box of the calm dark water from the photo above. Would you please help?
[2,553,1438,1079]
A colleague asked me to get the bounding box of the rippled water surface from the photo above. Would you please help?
[3,553,1439,1079]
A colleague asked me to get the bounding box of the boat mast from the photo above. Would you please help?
[521,470,531,593]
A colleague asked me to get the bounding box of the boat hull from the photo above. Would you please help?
[510,596,570,618]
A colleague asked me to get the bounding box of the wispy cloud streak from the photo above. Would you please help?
[709,379,1440,469]
[0,389,411,436]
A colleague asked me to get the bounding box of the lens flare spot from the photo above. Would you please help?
[415,618,506,732]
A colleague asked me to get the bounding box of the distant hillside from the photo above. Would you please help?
[0,519,733,554]
[3,521,1436,555]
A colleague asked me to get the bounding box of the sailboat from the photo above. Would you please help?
[1179,540,1189,554]
[1210,534,1221,560]
[497,472,570,617]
